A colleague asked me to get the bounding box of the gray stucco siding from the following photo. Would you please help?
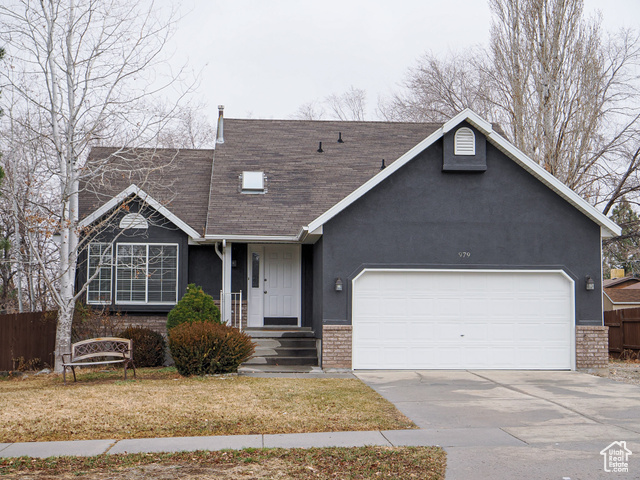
[320,138,602,327]
[188,245,222,298]
[77,203,189,313]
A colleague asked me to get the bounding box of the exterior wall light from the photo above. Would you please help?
[335,278,343,292]
[585,275,595,291]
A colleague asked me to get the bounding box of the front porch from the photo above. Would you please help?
[242,327,320,371]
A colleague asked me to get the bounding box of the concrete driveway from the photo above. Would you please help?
[356,370,640,479]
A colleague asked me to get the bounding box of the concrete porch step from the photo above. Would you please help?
[254,347,318,357]
[252,338,316,349]
[244,328,319,367]
[244,356,318,366]
[244,328,314,338]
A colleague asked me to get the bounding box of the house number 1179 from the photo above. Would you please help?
[458,252,471,258]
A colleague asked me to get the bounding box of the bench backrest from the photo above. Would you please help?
[71,337,133,363]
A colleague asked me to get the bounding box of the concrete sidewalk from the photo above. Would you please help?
[0,427,506,458]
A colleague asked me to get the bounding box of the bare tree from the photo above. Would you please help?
[154,102,216,149]
[378,50,495,123]
[0,0,192,372]
[291,86,368,121]
[290,100,326,121]
[326,86,367,121]
[380,0,640,214]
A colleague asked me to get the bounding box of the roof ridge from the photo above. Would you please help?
[222,118,443,127]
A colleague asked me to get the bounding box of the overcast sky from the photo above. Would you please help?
[165,1,640,122]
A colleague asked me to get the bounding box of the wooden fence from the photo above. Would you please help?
[0,311,57,370]
[604,307,640,356]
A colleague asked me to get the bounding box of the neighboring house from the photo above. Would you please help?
[603,277,640,311]
[603,276,640,289]
[78,109,620,371]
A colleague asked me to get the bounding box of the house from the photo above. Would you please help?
[603,276,640,289]
[78,108,620,371]
[603,276,640,311]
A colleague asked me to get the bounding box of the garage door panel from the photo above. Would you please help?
[353,270,574,370]
[356,321,381,340]
[381,321,408,340]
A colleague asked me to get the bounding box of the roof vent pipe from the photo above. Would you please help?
[337,132,344,143]
[380,159,386,170]
[216,105,225,144]
[317,141,323,153]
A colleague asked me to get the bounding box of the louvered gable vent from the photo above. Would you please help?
[119,213,148,229]
[454,127,475,156]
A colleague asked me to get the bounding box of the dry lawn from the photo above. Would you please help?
[0,368,414,443]
[0,447,447,480]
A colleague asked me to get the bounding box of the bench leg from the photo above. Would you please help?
[63,366,67,385]
[71,366,77,382]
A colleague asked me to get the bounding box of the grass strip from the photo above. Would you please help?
[0,446,446,479]
[0,367,415,442]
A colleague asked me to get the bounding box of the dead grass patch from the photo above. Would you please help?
[0,368,414,442]
[0,447,446,479]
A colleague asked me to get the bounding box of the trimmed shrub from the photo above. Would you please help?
[167,284,221,331]
[169,322,255,376]
[118,326,166,367]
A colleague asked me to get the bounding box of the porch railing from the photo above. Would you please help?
[220,290,243,331]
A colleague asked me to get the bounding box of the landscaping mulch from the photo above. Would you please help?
[594,359,640,386]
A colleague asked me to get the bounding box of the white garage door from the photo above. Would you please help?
[352,270,574,370]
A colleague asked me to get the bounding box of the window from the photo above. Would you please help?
[115,243,178,304]
[251,252,260,288]
[87,243,113,304]
[454,127,475,155]
[242,171,265,193]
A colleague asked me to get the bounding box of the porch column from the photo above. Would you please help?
[222,242,233,324]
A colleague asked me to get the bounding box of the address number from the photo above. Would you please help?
[458,252,471,258]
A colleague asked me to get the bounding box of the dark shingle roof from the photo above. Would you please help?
[206,119,440,237]
[79,147,213,235]
[603,276,640,288]
[604,287,640,304]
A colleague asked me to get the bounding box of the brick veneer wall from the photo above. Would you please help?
[119,314,169,336]
[213,300,248,330]
[322,325,352,369]
[118,300,249,335]
[575,326,609,370]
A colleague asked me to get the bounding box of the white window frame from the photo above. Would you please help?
[87,242,113,305]
[454,127,476,155]
[115,243,179,305]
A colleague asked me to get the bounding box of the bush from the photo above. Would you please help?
[72,302,124,342]
[168,322,255,376]
[118,326,166,367]
[167,284,221,331]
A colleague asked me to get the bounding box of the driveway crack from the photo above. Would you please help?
[499,428,530,445]
[468,371,640,436]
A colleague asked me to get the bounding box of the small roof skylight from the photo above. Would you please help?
[242,171,265,192]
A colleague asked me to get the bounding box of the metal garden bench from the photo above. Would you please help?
[62,337,136,384]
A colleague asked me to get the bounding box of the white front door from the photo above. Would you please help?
[247,245,301,327]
